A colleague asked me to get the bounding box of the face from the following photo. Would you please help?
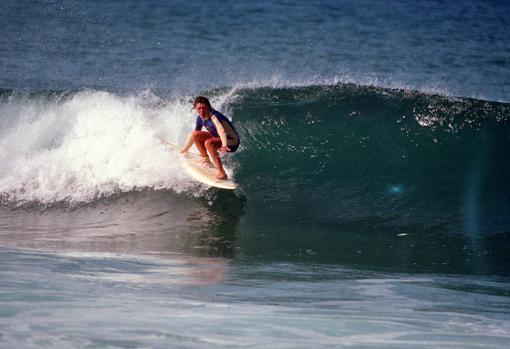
[195,103,211,119]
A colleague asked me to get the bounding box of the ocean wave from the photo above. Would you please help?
[0,84,508,220]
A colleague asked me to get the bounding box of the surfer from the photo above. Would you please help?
[180,96,240,180]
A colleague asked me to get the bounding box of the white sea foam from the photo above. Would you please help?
[215,73,471,104]
[0,90,234,204]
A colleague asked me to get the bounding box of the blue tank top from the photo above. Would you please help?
[195,110,240,146]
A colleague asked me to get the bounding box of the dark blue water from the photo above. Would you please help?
[2,0,509,100]
[1,1,509,348]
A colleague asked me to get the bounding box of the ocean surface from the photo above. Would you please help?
[1,0,510,348]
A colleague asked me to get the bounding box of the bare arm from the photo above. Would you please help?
[211,116,228,151]
[180,131,195,154]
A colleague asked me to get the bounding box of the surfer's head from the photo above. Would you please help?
[193,96,212,119]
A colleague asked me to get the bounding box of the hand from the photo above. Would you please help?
[220,146,230,155]
[180,148,188,155]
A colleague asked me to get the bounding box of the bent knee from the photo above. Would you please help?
[204,139,215,149]
[193,131,210,142]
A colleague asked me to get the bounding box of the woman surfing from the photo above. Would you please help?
[180,96,240,180]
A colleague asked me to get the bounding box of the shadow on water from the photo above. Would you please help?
[0,189,246,259]
[196,189,246,258]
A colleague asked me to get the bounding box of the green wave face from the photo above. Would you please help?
[222,85,510,273]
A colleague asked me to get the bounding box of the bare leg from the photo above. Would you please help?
[192,131,213,163]
[205,138,227,179]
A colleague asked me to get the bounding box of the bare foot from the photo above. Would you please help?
[199,156,212,165]
[216,172,228,180]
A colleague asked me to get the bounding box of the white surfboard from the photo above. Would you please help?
[181,153,237,190]
[162,140,237,190]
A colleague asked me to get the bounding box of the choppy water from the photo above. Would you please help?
[1,0,509,348]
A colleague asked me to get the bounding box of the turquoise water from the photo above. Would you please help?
[1,0,510,347]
